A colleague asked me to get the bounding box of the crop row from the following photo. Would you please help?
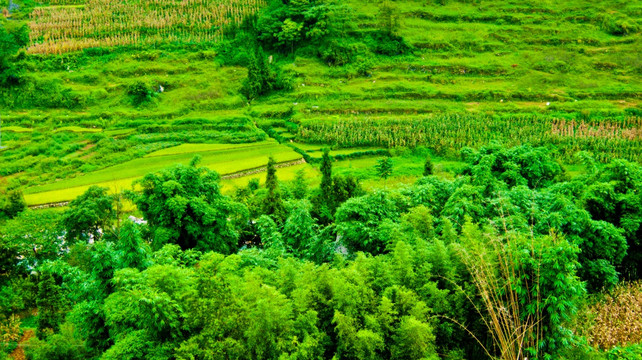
[29,0,266,54]
[297,115,642,162]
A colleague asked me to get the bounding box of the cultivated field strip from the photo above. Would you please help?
[23,141,303,205]
[29,0,266,54]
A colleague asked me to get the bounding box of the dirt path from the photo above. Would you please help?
[9,329,34,360]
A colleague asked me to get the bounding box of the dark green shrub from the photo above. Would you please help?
[368,31,410,56]
[127,81,155,105]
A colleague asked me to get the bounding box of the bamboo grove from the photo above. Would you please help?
[297,116,642,162]
[28,0,266,54]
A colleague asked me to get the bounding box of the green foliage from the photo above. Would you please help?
[375,157,393,179]
[132,161,245,253]
[26,323,89,360]
[36,273,65,338]
[335,190,405,254]
[116,221,151,271]
[256,215,285,256]
[0,189,26,219]
[263,156,286,223]
[127,81,156,106]
[282,201,316,255]
[378,1,400,36]
[423,156,434,176]
[0,23,28,86]
[256,0,351,54]
[291,168,307,200]
[62,186,114,243]
[0,209,64,275]
[240,48,290,101]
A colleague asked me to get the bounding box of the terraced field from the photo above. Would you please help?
[23,140,303,205]
[2,0,640,207]
[28,0,266,54]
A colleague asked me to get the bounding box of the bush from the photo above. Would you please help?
[25,323,89,360]
[127,81,156,105]
[320,40,367,66]
[240,48,291,101]
[0,189,26,219]
[598,14,639,36]
[367,31,410,56]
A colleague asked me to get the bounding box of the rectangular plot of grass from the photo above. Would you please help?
[24,142,302,204]
[145,140,278,158]
[220,163,320,194]
[25,177,140,205]
[105,128,136,137]
[54,126,102,133]
[3,126,33,133]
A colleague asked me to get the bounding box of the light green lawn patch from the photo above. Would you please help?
[24,142,302,204]
[291,142,324,152]
[221,163,320,194]
[145,140,278,158]
[105,128,136,137]
[25,177,140,205]
[3,126,33,133]
[54,126,102,133]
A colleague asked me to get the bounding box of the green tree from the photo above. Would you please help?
[401,205,435,240]
[282,201,316,255]
[0,189,26,219]
[291,168,307,200]
[62,186,114,243]
[116,221,151,270]
[279,18,303,54]
[391,316,437,360]
[312,148,336,224]
[0,209,64,273]
[25,323,89,360]
[36,274,64,338]
[376,157,393,179]
[423,156,434,176]
[133,161,244,253]
[256,215,285,256]
[335,190,404,254]
[240,52,262,101]
[127,81,155,105]
[331,174,362,206]
[0,23,29,86]
[256,0,351,54]
[320,147,333,199]
[457,220,584,359]
[240,47,287,101]
[378,1,400,36]
[263,156,286,222]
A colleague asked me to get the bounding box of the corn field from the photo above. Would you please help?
[29,0,266,54]
[297,116,642,162]
[584,281,642,350]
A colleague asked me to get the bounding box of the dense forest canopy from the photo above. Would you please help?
[1,0,641,359]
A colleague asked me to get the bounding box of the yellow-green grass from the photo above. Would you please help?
[24,142,303,205]
[144,141,278,158]
[3,126,33,133]
[291,142,324,151]
[26,161,317,206]
[220,163,320,194]
[291,142,384,157]
[54,126,102,133]
[25,177,140,205]
[105,128,136,137]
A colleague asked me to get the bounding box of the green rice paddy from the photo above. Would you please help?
[24,141,303,205]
